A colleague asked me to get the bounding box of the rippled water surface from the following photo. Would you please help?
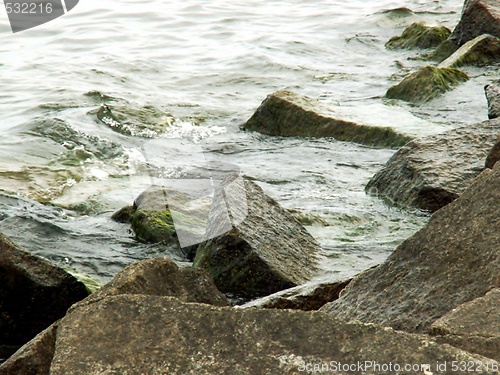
[0,0,495,283]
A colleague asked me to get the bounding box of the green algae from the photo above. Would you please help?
[386,65,469,104]
[64,267,102,294]
[427,39,460,63]
[131,209,176,244]
[386,22,451,50]
[441,34,500,68]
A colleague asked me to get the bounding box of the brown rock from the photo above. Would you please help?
[486,134,500,168]
[450,0,500,46]
[486,79,500,119]
[439,34,500,68]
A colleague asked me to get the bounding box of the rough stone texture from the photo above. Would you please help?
[240,278,351,311]
[194,176,320,299]
[385,65,469,104]
[0,323,57,375]
[47,295,498,375]
[0,233,88,348]
[486,134,500,168]
[449,0,500,47]
[242,90,412,148]
[83,256,230,307]
[486,79,500,119]
[366,118,500,212]
[439,34,500,68]
[429,289,500,361]
[322,163,500,333]
[386,22,451,50]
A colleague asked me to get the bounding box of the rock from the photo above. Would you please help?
[194,175,320,300]
[429,289,500,362]
[365,118,499,212]
[485,79,500,119]
[486,134,500,168]
[45,295,498,375]
[385,22,451,50]
[449,0,500,47]
[0,323,57,375]
[240,278,351,311]
[439,34,500,68]
[242,90,412,148]
[110,205,134,223]
[0,233,88,354]
[322,163,500,333]
[84,256,230,307]
[385,65,469,104]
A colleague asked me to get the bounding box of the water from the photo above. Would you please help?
[0,0,495,284]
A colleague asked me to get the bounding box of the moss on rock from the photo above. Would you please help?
[386,22,451,50]
[439,34,500,68]
[386,65,469,104]
[427,39,460,62]
[131,209,176,244]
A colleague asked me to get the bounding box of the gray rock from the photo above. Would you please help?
[429,289,500,362]
[322,163,500,333]
[240,278,351,311]
[0,233,88,351]
[242,90,412,148]
[194,176,320,299]
[385,22,451,50]
[47,295,498,375]
[366,118,500,212]
[486,134,500,168]
[485,79,500,119]
[439,34,500,68]
[449,0,500,47]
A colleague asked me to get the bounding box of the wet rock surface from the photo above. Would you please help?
[486,134,500,168]
[385,22,451,50]
[322,163,500,333]
[242,90,412,148]
[439,34,500,68]
[486,79,500,119]
[366,118,499,212]
[194,176,320,300]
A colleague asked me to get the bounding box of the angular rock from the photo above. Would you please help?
[0,323,57,375]
[194,176,320,299]
[366,118,500,212]
[242,90,412,148]
[322,163,500,333]
[386,65,469,104]
[439,34,500,68]
[429,289,500,361]
[486,134,500,168]
[83,256,230,307]
[449,0,500,47]
[485,79,500,119]
[386,22,451,50]
[47,295,498,375]
[240,278,351,311]
[0,233,88,351]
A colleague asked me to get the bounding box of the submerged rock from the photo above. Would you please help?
[385,22,451,50]
[322,163,500,333]
[0,233,88,358]
[42,295,497,375]
[429,288,500,362]
[439,34,500,68]
[366,118,499,212]
[242,90,412,148]
[485,79,500,119]
[386,65,469,103]
[194,176,320,300]
[485,134,500,169]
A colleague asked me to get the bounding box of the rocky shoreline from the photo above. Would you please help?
[1,1,499,373]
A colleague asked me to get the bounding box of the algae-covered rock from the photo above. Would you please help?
[427,39,460,62]
[386,22,451,50]
[486,134,500,169]
[366,118,499,212]
[194,176,320,300]
[429,288,500,362]
[242,90,412,148]
[485,79,500,119]
[386,65,469,103]
[439,34,500,68]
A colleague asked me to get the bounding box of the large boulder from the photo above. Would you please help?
[385,22,451,50]
[242,90,412,148]
[40,295,498,374]
[365,118,500,212]
[321,163,500,333]
[429,288,500,362]
[385,65,469,104]
[194,175,320,300]
[485,79,500,119]
[439,34,500,68]
[486,134,500,168]
[0,233,88,357]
